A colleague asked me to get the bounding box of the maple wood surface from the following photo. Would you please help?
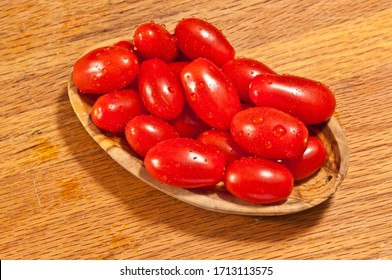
[1,0,391,259]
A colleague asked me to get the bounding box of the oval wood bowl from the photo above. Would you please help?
[67,38,349,216]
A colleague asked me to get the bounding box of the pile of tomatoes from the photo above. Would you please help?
[73,18,336,205]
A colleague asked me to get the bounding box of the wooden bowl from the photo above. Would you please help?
[67,38,349,216]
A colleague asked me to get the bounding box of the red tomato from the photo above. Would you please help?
[167,61,190,78]
[225,157,293,204]
[133,21,178,62]
[114,40,134,50]
[125,115,179,157]
[230,107,308,159]
[174,18,235,67]
[91,89,146,134]
[113,40,145,64]
[221,58,276,102]
[280,136,327,180]
[181,58,241,130]
[138,58,185,120]
[169,105,210,138]
[73,46,139,94]
[249,74,336,124]
[197,130,249,166]
[144,138,226,188]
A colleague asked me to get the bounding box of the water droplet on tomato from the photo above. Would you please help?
[161,175,168,181]
[119,106,125,112]
[175,162,181,168]
[197,81,205,89]
[168,87,175,93]
[190,94,197,101]
[267,80,273,85]
[193,156,198,160]
[252,116,264,124]
[207,112,213,119]
[238,131,244,137]
[265,141,272,149]
[272,125,286,137]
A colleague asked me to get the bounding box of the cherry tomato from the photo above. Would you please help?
[197,130,249,166]
[133,21,178,62]
[90,89,146,134]
[181,58,241,130]
[174,18,235,67]
[169,105,210,138]
[221,58,276,102]
[280,136,327,180]
[125,115,179,157]
[230,107,308,159]
[144,138,226,188]
[225,157,293,204]
[249,74,336,124]
[138,58,185,120]
[73,46,139,94]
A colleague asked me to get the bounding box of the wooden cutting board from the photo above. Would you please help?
[1,0,391,259]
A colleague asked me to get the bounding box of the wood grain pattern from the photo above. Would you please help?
[1,0,392,259]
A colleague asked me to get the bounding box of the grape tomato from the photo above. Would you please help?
[133,21,178,62]
[90,89,146,134]
[249,74,336,124]
[73,46,139,94]
[221,58,276,103]
[114,40,135,50]
[181,57,241,130]
[230,107,309,159]
[225,157,294,204]
[197,130,249,166]
[169,105,211,139]
[125,115,179,157]
[138,58,185,120]
[280,136,327,180]
[144,138,226,188]
[167,61,190,78]
[174,18,235,67]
